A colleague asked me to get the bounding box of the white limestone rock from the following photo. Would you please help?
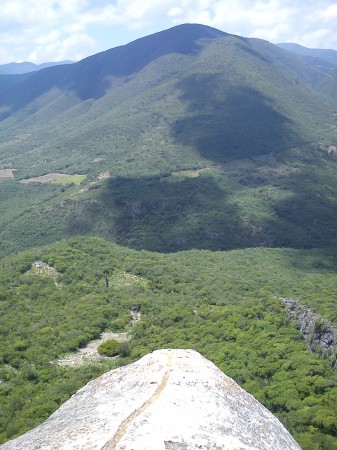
[1,349,301,450]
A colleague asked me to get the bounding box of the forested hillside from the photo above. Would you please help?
[0,238,337,448]
[0,25,337,256]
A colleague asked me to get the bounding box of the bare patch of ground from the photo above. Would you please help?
[20,173,68,184]
[130,310,141,324]
[91,157,105,163]
[26,261,62,287]
[0,168,15,181]
[57,311,141,367]
[171,168,210,178]
[98,171,110,180]
[0,138,24,149]
[121,272,148,287]
[323,145,337,155]
[56,332,130,367]
[259,163,300,177]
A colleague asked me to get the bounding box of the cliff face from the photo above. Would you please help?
[280,297,337,370]
[1,349,301,450]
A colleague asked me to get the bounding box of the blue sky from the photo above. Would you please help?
[1,0,337,64]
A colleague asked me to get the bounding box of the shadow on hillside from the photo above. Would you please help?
[89,155,337,254]
[171,74,302,164]
[261,161,337,251]
[98,174,258,252]
[0,25,227,114]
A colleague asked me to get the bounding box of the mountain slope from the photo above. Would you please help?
[1,24,337,256]
[0,73,34,95]
[0,23,225,112]
[277,42,337,67]
[1,25,336,175]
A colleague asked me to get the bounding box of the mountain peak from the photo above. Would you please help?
[78,22,227,78]
[2,349,301,450]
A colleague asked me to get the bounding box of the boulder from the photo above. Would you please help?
[1,349,301,450]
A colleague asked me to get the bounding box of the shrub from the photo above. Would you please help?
[97,339,120,357]
[117,341,130,357]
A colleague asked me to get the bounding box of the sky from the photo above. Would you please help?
[1,0,337,64]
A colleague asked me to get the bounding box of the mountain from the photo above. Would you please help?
[277,43,337,67]
[0,24,225,111]
[0,349,301,450]
[1,24,337,255]
[0,72,34,95]
[0,61,74,75]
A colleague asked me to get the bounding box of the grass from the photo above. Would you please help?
[52,174,87,185]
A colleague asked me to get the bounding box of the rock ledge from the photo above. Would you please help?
[1,349,301,450]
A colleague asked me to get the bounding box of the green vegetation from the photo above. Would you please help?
[98,339,122,357]
[0,237,336,448]
[3,151,337,257]
[52,174,87,185]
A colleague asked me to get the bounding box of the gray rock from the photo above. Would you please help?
[1,349,301,450]
[280,297,337,370]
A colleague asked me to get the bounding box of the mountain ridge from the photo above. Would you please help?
[277,42,337,67]
[0,61,74,75]
[0,23,226,109]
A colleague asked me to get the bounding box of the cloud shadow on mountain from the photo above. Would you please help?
[98,174,257,252]
[171,74,302,164]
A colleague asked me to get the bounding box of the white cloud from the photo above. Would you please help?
[28,33,95,63]
[167,7,183,18]
[316,3,337,20]
[170,0,337,49]
[0,0,94,62]
[1,0,337,63]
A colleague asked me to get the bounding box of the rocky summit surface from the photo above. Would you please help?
[1,349,301,450]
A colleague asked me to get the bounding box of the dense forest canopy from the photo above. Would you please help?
[0,237,337,448]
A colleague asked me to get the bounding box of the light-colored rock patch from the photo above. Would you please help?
[26,261,62,287]
[2,349,301,450]
[323,145,337,155]
[98,171,110,180]
[56,332,129,367]
[0,169,15,180]
[90,157,105,163]
[56,311,140,367]
[111,272,148,289]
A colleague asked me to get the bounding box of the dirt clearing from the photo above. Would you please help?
[20,173,68,183]
[0,169,15,181]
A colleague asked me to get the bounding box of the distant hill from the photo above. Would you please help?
[0,60,74,75]
[277,42,337,67]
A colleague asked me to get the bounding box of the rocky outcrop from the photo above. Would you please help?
[1,349,301,450]
[280,298,337,370]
